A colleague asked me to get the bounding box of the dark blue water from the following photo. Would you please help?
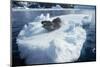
[12,10,96,66]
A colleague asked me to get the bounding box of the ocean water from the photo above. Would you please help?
[12,9,96,66]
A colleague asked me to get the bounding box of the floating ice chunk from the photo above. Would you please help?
[34,13,45,22]
[17,13,92,64]
[45,13,50,20]
[52,5,63,9]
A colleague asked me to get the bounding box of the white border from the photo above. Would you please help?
[0,0,10,67]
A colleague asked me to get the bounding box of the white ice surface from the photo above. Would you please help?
[16,13,92,64]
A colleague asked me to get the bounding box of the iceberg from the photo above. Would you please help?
[51,5,63,9]
[16,13,92,64]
